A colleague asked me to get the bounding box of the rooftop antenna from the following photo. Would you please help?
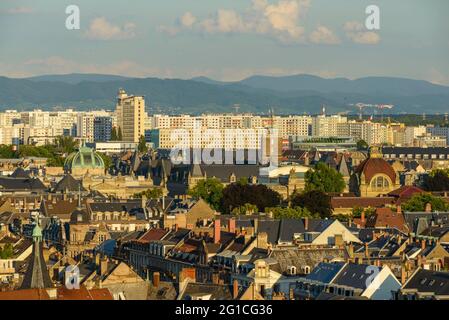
[233,104,240,114]
[321,105,326,116]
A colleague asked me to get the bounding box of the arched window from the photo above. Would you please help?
[370,176,390,191]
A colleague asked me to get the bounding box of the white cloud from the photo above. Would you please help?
[159,0,310,43]
[84,17,136,40]
[309,25,340,44]
[344,21,380,45]
[180,12,197,28]
[5,6,34,14]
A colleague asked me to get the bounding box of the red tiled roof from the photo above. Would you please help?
[57,286,113,300]
[331,197,397,209]
[388,186,424,199]
[365,207,409,233]
[356,158,396,184]
[0,289,50,300]
[137,228,169,243]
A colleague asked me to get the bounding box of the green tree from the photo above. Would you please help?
[305,162,346,193]
[232,203,258,215]
[402,193,449,212]
[356,139,369,151]
[265,206,315,219]
[138,135,148,153]
[98,152,112,172]
[111,127,118,141]
[117,127,123,141]
[291,190,333,218]
[0,243,14,259]
[0,145,17,158]
[56,136,78,154]
[133,188,163,199]
[424,170,449,192]
[221,183,282,214]
[188,178,224,211]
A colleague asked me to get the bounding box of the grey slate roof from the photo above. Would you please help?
[20,242,53,289]
[403,269,449,295]
[332,263,381,290]
[54,174,86,192]
[306,262,346,283]
[0,177,46,192]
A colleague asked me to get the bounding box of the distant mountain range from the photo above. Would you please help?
[1,73,448,114]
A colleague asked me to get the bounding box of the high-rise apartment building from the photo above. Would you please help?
[116,89,146,143]
[94,116,113,142]
[312,115,348,137]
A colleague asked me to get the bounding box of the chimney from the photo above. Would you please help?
[99,257,108,276]
[396,205,402,214]
[253,218,259,235]
[304,217,309,231]
[365,243,369,258]
[174,224,179,232]
[212,273,219,285]
[421,239,426,250]
[289,288,294,300]
[401,265,407,285]
[229,218,236,234]
[361,210,366,224]
[153,272,160,288]
[214,219,221,244]
[348,243,354,259]
[233,279,239,299]
[425,203,432,213]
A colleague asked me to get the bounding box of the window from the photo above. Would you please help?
[370,176,390,191]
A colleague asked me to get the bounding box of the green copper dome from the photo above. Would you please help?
[64,144,105,172]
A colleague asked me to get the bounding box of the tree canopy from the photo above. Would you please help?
[305,162,346,193]
[138,135,148,153]
[221,183,282,214]
[265,206,316,220]
[133,188,163,200]
[402,193,449,212]
[291,190,333,218]
[188,178,224,211]
[424,169,449,192]
[356,139,369,151]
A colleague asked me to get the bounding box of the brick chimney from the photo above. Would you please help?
[214,219,221,244]
[396,205,402,214]
[153,272,160,288]
[361,211,366,224]
[233,279,239,299]
[303,217,309,231]
[425,203,432,213]
[229,218,236,234]
[401,265,407,285]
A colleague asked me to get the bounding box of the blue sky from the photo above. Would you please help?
[0,0,448,84]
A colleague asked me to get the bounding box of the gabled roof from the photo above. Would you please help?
[332,263,381,290]
[0,176,46,191]
[388,186,424,199]
[10,167,30,178]
[365,208,409,233]
[305,262,346,284]
[403,269,449,296]
[54,174,86,192]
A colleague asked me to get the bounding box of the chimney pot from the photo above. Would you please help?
[153,272,160,288]
[214,219,221,244]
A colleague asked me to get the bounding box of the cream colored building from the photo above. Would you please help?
[116,89,146,143]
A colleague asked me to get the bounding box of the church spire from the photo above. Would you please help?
[21,220,53,289]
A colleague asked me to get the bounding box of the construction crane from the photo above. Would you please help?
[349,103,394,120]
[376,104,394,122]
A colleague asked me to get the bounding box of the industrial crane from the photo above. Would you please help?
[349,103,394,120]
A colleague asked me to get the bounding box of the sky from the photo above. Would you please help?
[0,0,448,84]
